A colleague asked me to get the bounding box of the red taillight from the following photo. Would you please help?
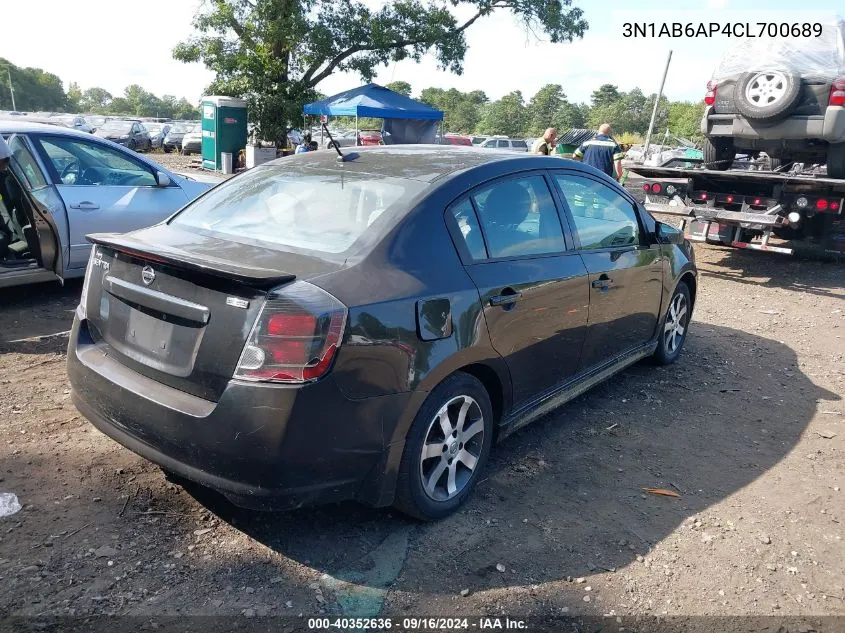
[832,200,841,211]
[816,198,829,210]
[726,195,735,203]
[829,77,845,106]
[651,183,663,194]
[752,198,762,206]
[704,80,718,106]
[643,183,652,192]
[235,281,347,383]
[698,192,708,200]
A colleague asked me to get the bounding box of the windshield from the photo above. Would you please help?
[101,120,133,133]
[145,124,162,134]
[170,124,191,134]
[170,165,427,256]
[714,21,845,78]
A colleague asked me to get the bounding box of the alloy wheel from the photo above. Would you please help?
[663,292,688,355]
[419,395,485,502]
[745,71,788,107]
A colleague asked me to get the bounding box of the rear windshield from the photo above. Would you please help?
[170,165,427,255]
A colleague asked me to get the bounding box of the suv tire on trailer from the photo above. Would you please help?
[652,281,691,366]
[393,372,493,521]
[735,70,801,123]
[827,143,845,179]
[703,137,736,170]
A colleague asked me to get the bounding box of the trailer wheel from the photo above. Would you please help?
[703,137,735,170]
[827,143,845,179]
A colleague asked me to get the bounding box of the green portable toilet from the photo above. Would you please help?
[200,95,248,171]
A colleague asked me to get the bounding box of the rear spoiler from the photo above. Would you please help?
[86,233,296,289]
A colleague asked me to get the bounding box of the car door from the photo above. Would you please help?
[551,171,664,372]
[2,135,63,278]
[446,173,590,406]
[31,133,190,270]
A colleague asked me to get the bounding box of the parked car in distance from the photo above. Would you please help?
[702,19,845,176]
[0,121,214,289]
[180,128,203,155]
[358,130,382,146]
[324,130,358,149]
[479,136,529,152]
[440,134,473,146]
[162,123,194,153]
[84,115,109,133]
[95,119,152,152]
[66,145,697,521]
[52,115,94,134]
[144,123,171,150]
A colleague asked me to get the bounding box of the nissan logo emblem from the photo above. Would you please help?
[141,266,156,286]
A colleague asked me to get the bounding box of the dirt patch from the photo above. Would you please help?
[0,244,843,620]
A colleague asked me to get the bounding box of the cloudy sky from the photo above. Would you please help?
[2,0,840,106]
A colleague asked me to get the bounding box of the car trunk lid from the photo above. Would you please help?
[83,226,341,401]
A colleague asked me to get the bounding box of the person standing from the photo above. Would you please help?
[295,132,313,154]
[573,123,625,180]
[531,128,557,155]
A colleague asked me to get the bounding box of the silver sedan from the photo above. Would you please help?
[0,121,218,288]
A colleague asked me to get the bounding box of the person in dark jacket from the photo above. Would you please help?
[573,123,625,180]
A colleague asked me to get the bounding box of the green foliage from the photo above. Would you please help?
[66,82,83,112]
[588,86,669,136]
[476,91,527,138]
[418,87,487,133]
[385,81,412,96]
[78,87,113,113]
[617,132,644,145]
[0,58,68,111]
[173,0,588,144]
[666,101,705,141]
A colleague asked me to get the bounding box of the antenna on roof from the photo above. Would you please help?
[322,123,358,162]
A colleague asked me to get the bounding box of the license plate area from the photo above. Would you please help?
[102,297,206,378]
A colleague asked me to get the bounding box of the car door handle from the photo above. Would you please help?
[69,201,100,211]
[591,276,613,289]
[489,291,522,307]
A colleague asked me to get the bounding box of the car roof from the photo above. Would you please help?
[265,145,573,183]
[0,119,97,137]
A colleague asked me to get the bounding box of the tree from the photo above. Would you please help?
[552,100,587,131]
[385,81,412,97]
[476,91,526,137]
[173,0,588,144]
[0,58,68,111]
[66,82,83,112]
[667,101,705,141]
[591,84,621,109]
[527,84,565,136]
[78,87,113,113]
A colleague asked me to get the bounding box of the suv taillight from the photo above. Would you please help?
[234,281,347,383]
[704,80,718,106]
[829,77,845,106]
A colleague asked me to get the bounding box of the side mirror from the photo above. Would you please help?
[155,171,171,187]
[655,221,683,245]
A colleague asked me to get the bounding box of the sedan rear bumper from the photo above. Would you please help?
[67,314,409,510]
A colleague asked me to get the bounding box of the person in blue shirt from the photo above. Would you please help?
[295,132,312,154]
[573,123,625,181]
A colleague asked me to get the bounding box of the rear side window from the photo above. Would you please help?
[171,166,426,255]
[6,136,48,190]
[497,140,509,148]
[471,175,566,258]
[449,199,487,260]
[512,140,527,149]
[554,174,640,250]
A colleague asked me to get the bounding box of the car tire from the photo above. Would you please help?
[163,145,172,154]
[735,70,801,123]
[393,372,493,521]
[652,281,691,366]
[827,143,845,179]
[703,137,736,170]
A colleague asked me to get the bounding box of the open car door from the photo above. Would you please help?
[4,134,64,280]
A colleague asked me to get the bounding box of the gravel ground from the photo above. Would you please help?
[0,223,843,625]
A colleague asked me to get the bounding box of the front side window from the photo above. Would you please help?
[170,166,426,256]
[554,174,641,250]
[497,140,509,148]
[37,136,156,187]
[471,175,566,258]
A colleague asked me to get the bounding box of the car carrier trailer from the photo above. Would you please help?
[627,165,845,257]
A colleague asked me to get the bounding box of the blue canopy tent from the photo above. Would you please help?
[303,83,444,145]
